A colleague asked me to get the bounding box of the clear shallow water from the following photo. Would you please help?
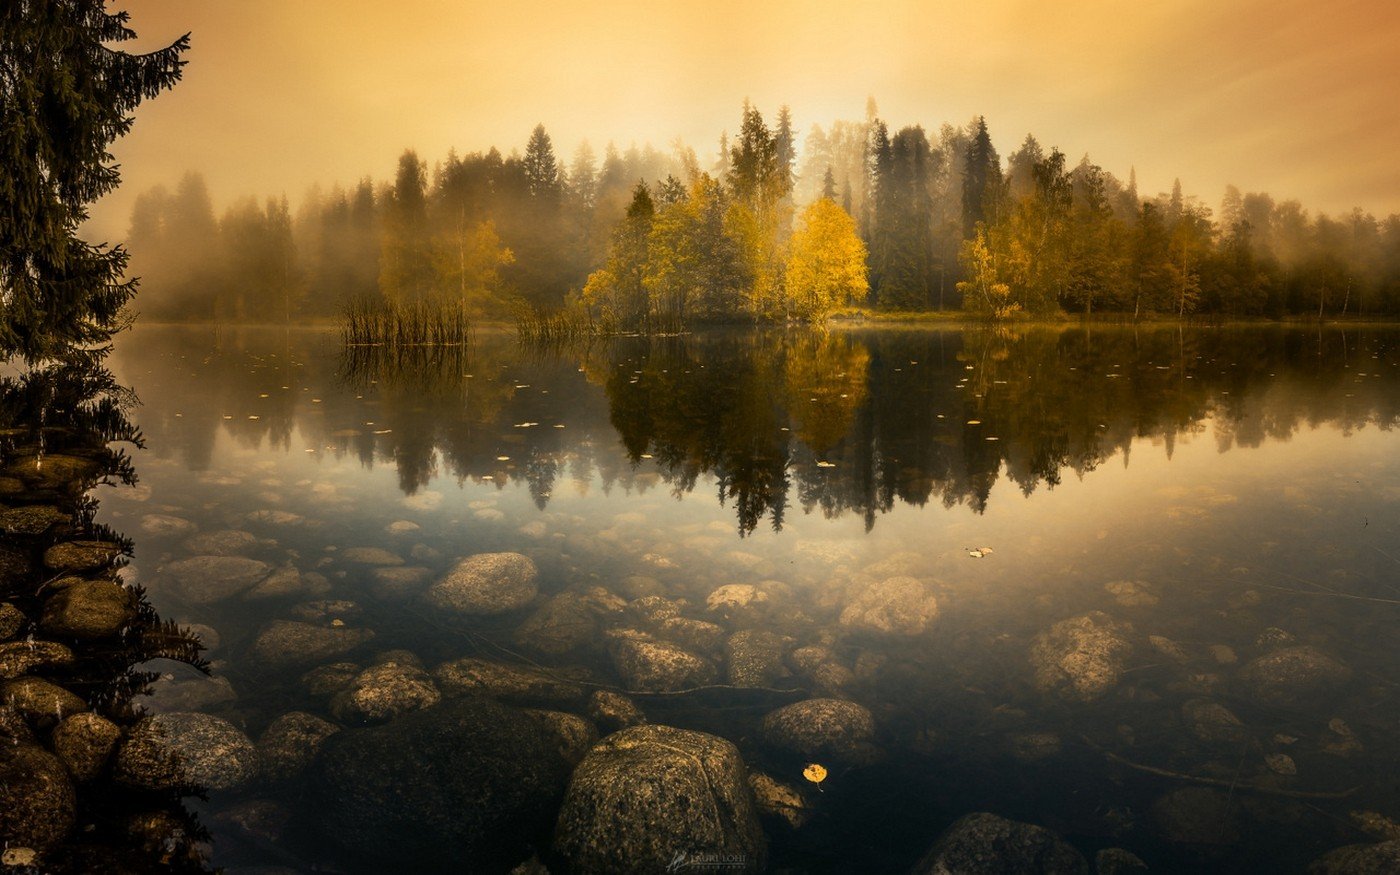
[94,324,1400,872]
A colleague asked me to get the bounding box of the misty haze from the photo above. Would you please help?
[3,3,1400,875]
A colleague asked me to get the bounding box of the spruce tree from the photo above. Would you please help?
[1,2,188,363]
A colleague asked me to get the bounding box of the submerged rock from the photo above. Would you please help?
[1309,841,1400,874]
[554,724,765,874]
[433,657,585,706]
[424,552,539,616]
[244,563,320,600]
[181,529,260,556]
[0,640,74,679]
[762,698,876,763]
[0,745,76,852]
[1238,646,1352,707]
[726,629,792,688]
[163,555,272,604]
[610,635,716,692]
[4,676,87,726]
[114,711,260,792]
[51,712,121,781]
[838,576,940,637]
[369,565,432,600]
[6,453,100,490]
[587,689,645,732]
[1095,848,1149,874]
[523,709,599,766]
[310,698,568,872]
[0,602,25,640]
[514,592,599,655]
[706,583,771,623]
[330,661,441,725]
[749,771,810,830]
[139,514,196,538]
[248,620,374,670]
[40,578,136,638]
[256,711,341,780]
[1182,699,1248,744]
[910,812,1088,874]
[145,672,237,713]
[301,662,361,697]
[1150,787,1240,845]
[1030,612,1134,702]
[43,540,121,572]
[340,547,404,566]
[0,504,68,536]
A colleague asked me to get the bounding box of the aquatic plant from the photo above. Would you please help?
[339,295,474,347]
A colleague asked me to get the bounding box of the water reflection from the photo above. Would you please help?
[114,325,1399,534]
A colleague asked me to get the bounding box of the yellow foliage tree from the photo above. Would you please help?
[783,198,869,321]
[957,228,1020,319]
[433,218,514,315]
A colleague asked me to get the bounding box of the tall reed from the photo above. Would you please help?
[340,296,474,347]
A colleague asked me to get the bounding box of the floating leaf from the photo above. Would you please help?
[803,763,827,786]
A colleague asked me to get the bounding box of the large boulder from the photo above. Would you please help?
[309,697,568,873]
[554,724,765,874]
[761,698,876,763]
[1238,646,1352,707]
[839,576,940,637]
[910,812,1089,874]
[113,711,260,792]
[1030,612,1133,702]
[0,744,76,852]
[423,552,539,616]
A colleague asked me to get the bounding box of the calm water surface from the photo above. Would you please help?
[96,324,1400,873]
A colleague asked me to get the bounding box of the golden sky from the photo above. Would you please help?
[90,0,1400,236]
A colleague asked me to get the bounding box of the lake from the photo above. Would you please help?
[15,323,1400,872]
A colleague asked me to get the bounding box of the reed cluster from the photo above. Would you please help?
[514,305,607,343]
[340,297,474,347]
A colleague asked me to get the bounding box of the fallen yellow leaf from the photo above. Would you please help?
[803,763,827,785]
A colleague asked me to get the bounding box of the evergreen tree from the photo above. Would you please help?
[2,2,188,362]
[822,167,838,201]
[380,150,433,302]
[523,124,562,205]
[962,116,1001,238]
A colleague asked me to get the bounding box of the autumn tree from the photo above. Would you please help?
[785,198,869,320]
[957,229,1017,318]
[2,2,188,362]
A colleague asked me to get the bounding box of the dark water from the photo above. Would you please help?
[73,325,1400,870]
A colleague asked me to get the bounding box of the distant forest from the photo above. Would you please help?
[125,100,1400,324]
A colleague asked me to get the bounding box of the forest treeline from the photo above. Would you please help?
[125,100,1400,325]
